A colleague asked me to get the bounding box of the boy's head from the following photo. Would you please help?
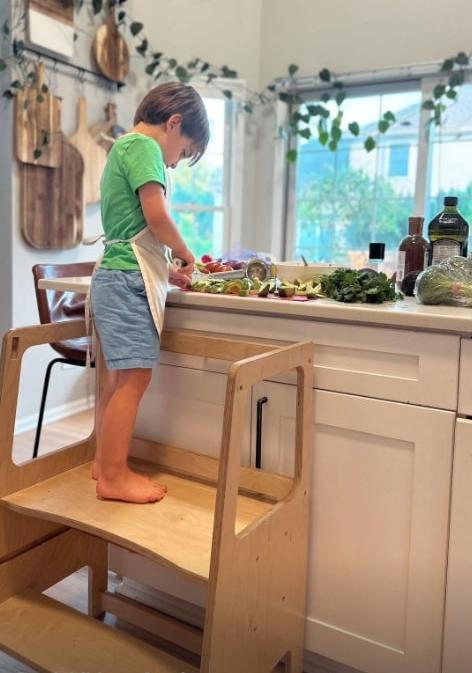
[134,82,210,169]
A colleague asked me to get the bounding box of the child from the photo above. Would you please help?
[90,82,210,504]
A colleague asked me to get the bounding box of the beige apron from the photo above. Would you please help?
[84,228,170,365]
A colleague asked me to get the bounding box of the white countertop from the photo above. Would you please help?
[38,275,472,334]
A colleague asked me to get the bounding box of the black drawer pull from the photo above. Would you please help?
[255,396,268,469]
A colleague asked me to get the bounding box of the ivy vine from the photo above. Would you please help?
[1,0,470,163]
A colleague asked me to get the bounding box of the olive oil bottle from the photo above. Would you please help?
[428,196,469,265]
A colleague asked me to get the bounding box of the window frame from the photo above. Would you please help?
[168,78,246,257]
[282,70,471,261]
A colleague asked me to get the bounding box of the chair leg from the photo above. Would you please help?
[32,357,81,459]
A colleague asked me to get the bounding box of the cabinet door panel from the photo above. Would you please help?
[252,383,454,673]
[166,307,459,410]
[133,364,250,463]
[442,418,472,673]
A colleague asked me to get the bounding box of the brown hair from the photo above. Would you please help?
[134,82,210,165]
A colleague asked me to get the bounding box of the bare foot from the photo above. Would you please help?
[91,461,141,480]
[96,468,168,504]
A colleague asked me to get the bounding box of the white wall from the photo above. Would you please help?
[259,0,472,86]
[0,1,13,339]
[252,0,472,257]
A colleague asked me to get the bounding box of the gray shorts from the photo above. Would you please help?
[90,268,160,370]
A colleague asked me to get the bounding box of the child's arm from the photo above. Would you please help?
[139,182,195,270]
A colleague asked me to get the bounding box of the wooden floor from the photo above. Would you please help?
[12,407,95,465]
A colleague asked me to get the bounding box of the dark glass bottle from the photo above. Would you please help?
[397,217,430,291]
[428,196,469,265]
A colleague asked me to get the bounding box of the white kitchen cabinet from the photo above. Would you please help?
[165,307,460,410]
[132,363,250,464]
[251,381,455,673]
[442,418,472,673]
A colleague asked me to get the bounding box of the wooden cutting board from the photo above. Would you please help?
[20,134,85,249]
[68,96,107,205]
[15,63,62,167]
[92,7,129,82]
[89,102,126,153]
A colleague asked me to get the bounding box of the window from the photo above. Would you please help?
[286,74,472,275]
[426,82,472,224]
[169,89,239,259]
[389,145,409,177]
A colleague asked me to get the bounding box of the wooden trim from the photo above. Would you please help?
[0,529,107,603]
[0,589,199,673]
[201,340,314,673]
[160,328,283,361]
[101,591,203,656]
[0,321,94,498]
[130,439,293,502]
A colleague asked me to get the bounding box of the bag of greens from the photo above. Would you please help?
[415,256,472,306]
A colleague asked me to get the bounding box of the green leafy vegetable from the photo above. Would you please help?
[319,268,401,304]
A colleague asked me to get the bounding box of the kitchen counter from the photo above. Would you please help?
[38,272,472,673]
[39,275,472,334]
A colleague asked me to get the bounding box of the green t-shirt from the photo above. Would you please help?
[99,133,166,271]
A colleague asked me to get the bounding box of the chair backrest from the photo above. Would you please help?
[32,262,95,325]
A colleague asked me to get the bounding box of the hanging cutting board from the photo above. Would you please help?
[20,134,84,249]
[68,96,107,205]
[89,102,126,153]
[92,7,129,82]
[15,63,62,167]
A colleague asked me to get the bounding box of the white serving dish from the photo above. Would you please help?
[276,262,341,283]
[192,268,246,281]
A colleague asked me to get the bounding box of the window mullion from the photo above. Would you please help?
[414,77,434,217]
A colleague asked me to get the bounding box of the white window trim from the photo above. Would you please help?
[169,77,246,256]
[281,67,472,261]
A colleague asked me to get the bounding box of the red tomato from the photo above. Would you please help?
[201,254,213,263]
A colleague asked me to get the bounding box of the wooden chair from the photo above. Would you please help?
[32,262,95,458]
[0,319,313,673]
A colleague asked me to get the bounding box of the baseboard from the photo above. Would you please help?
[14,396,95,435]
[115,577,363,673]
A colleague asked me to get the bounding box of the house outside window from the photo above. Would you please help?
[285,75,472,275]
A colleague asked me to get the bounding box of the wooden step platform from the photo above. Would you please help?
[1,457,274,581]
[0,589,198,673]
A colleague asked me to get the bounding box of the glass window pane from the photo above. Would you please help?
[171,97,225,208]
[170,209,224,259]
[426,83,472,224]
[294,89,421,269]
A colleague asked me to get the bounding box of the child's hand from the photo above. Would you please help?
[172,246,195,274]
[169,265,192,289]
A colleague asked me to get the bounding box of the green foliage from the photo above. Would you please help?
[296,167,412,261]
[320,268,400,303]
[319,68,331,82]
[348,122,360,136]
[130,21,143,36]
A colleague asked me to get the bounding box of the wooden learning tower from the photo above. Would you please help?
[0,319,313,673]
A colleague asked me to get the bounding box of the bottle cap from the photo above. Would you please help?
[369,242,385,260]
[444,196,458,206]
